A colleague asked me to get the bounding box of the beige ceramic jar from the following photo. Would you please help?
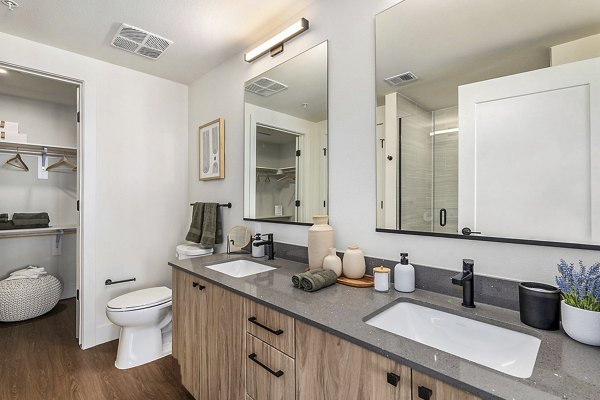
[308,215,334,270]
[342,245,366,279]
[323,248,342,277]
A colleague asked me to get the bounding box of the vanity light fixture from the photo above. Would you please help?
[244,18,309,63]
[430,128,459,136]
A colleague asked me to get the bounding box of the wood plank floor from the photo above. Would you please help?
[0,298,194,400]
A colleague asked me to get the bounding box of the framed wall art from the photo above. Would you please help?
[199,118,225,180]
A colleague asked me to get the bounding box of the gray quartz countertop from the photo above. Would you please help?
[169,253,600,400]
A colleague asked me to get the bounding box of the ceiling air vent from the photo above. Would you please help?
[384,71,418,86]
[245,77,288,97]
[111,24,173,60]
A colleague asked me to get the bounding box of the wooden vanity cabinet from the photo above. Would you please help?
[173,268,479,400]
[172,268,244,400]
[295,321,412,400]
[411,370,479,400]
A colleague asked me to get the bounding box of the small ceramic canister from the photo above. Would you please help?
[323,248,342,277]
[373,266,390,292]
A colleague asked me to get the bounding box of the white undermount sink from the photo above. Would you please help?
[205,260,275,278]
[366,301,541,378]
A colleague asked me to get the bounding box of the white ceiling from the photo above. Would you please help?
[376,0,600,110]
[0,0,316,84]
[245,41,327,122]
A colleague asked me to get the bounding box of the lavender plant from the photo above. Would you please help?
[555,260,600,312]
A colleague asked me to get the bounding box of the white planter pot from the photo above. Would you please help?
[561,300,600,346]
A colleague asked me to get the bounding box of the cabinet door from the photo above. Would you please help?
[412,370,479,400]
[172,268,204,398]
[204,280,245,399]
[296,321,411,400]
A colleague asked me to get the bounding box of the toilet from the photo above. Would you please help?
[176,242,213,260]
[106,286,173,369]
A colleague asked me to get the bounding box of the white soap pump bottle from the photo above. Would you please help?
[394,253,415,293]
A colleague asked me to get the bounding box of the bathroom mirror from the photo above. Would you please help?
[244,41,328,225]
[375,0,600,248]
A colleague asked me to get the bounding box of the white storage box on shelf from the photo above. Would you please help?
[0,274,63,322]
[0,120,19,133]
[0,131,27,143]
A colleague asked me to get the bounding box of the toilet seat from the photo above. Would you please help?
[107,286,172,312]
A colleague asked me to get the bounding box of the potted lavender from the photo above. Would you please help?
[555,260,600,346]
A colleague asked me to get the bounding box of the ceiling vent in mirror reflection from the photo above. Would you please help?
[110,24,173,60]
[245,77,288,97]
[384,71,418,86]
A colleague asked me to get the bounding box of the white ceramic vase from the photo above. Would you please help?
[561,301,600,346]
[323,248,342,277]
[308,215,334,271]
[342,245,366,279]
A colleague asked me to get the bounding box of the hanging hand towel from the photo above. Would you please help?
[185,203,223,246]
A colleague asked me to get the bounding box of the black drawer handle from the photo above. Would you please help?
[248,353,284,377]
[439,208,447,227]
[387,372,400,387]
[192,282,206,290]
[248,316,284,335]
[418,385,433,400]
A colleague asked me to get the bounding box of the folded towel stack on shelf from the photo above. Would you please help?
[0,212,50,230]
[3,266,48,281]
[0,120,27,143]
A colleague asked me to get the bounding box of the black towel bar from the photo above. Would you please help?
[105,278,136,286]
[189,202,232,208]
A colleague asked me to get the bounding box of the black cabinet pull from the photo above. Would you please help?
[439,208,447,227]
[192,282,199,288]
[248,316,284,335]
[418,385,433,400]
[192,282,206,290]
[248,353,284,377]
[386,372,400,387]
[461,227,481,236]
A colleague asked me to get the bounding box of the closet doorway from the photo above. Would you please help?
[0,63,84,346]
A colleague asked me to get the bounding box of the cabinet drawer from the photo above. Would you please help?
[246,333,295,400]
[245,298,295,357]
[412,370,480,400]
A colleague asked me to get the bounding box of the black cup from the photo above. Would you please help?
[518,282,560,330]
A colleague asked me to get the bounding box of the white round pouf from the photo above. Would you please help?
[0,275,63,322]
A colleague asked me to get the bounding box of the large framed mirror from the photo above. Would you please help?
[244,41,328,225]
[375,0,600,248]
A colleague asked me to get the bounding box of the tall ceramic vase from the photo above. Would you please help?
[308,215,334,270]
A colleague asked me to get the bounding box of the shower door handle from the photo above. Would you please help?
[439,208,447,227]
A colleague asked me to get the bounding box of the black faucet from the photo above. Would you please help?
[252,233,275,260]
[452,259,475,308]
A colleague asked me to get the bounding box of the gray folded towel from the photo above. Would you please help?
[299,270,337,292]
[12,212,50,228]
[185,203,223,247]
[0,221,14,230]
[292,268,323,288]
[0,213,7,222]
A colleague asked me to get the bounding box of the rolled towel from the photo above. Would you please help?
[300,270,338,292]
[291,268,324,288]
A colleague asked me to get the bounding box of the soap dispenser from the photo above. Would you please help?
[394,253,415,293]
[252,233,265,258]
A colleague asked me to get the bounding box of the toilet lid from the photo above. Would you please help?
[107,286,172,311]
[176,243,213,256]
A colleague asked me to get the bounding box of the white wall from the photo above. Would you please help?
[188,0,600,285]
[0,31,189,348]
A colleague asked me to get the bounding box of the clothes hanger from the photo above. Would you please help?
[47,153,77,172]
[5,148,29,171]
